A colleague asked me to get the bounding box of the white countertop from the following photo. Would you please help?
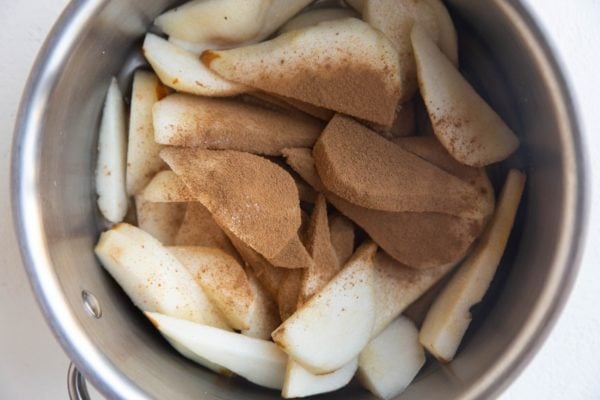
[1,1,598,399]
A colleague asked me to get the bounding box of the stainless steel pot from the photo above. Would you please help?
[11,1,588,399]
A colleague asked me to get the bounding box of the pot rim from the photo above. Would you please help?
[10,1,589,399]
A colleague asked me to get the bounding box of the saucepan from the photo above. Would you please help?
[11,0,588,399]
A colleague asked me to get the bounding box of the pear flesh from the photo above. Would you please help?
[412,26,519,166]
[143,33,246,97]
[146,312,287,390]
[279,8,359,34]
[282,358,358,399]
[359,316,426,399]
[96,77,128,223]
[94,223,230,330]
[420,170,526,362]
[134,197,186,246]
[203,19,403,127]
[168,246,254,331]
[125,71,166,196]
[137,170,194,203]
[272,242,377,374]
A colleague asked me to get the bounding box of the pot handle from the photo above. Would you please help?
[67,363,91,400]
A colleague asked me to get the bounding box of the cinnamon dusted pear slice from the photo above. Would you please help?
[143,34,246,97]
[297,195,341,305]
[243,271,282,340]
[174,203,239,257]
[277,269,303,322]
[420,170,526,362]
[168,246,254,331]
[153,94,324,156]
[138,170,195,203]
[371,250,458,336]
[161,148,312,269]
[279,8,359,34]
[95,224,230,330]
[394,135,496,220]
[328,213,355,267]
[224,227,285,299]
[126,71,167,196]
[134,197,186,246]
[272,242,377,374]
[282,148,482,269]
[412,26,519,166]
[313,114,483,218]
[203,19,403,127]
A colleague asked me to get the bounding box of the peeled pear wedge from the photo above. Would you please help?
[298,195,341,305]
[126,71,166,196]
[279,8,359,34]
[155,0,269,44]
[96,77,128,223]
[94,223,230,330]
[153,94,323,155]
[203,18,403,127]
[420,170,526,362]
[359,316,426,400]
[422,0,458,65]
[272,242,377,374]
[134,197,186,245]
[168,246,254,331]
[146,312,287,390]
[328,213,355,267]
[155,0,311,45]
[412,26,519,166]
[242,271,282,340]
[282,358,358,399]
[138,170,194,203]
[372,251,458,336]
[313,114,483,218]
[143,33,246,97]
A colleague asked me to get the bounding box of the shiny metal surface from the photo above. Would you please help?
[11,0,588,399]
[68,363,90,400]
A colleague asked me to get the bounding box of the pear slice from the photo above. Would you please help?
[168,37,214,56]
[279,8,359,34]
[372,251,457,336]
[146,312,287,390]
[155,0,269,44]
[134,197,186,245]
[363,0,440,99]
[155,0,311,45]
[203,18,403,127]
[94,223,229,329]
[277,269,304,321]
[365,100,416,139]
[160,148,310,268]
[272,242,377,374]
[96,77,128,223]
[403,271,454,328]
[393,135,496,220]
[328,213,355,267]
[359,316,425,399]
[174,202,239,257]
[282,358,358,399]
[138,170,194,203]
[243,271,282,340]
[168,246,254,331]
[412,26,519,166]
[143,33,246,97]
[420,170,526,362]
[297,195,340,305]
[125,71,166,196]
[313,114,483,218]
[153,94,323,155]
[282,146,483,269]
[422,0,458,65]
[224,227,285,299]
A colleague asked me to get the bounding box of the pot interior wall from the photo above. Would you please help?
[33,0,573,399]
